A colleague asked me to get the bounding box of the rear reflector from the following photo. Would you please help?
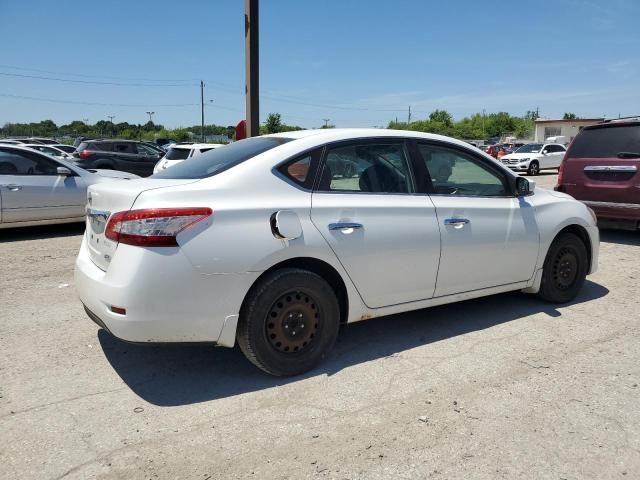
[110,306,127,315]
[105,207,212,247]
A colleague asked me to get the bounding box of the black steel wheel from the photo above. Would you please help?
[237,268,340,376]
[538,232,588,303]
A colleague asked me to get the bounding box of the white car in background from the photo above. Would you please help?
[23,143,75,160]
[0,145,138,228]
[153,143,225,174]
[76,129,599,376]
[500,143,567,175]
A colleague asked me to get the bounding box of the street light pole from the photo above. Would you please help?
[146,111,155,123]
[201,80,205,142]
[107,116,115,138]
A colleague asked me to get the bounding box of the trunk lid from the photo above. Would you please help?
[85,178,199,270]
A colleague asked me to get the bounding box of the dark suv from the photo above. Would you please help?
[73,140,163,177]
[555,118,640,230]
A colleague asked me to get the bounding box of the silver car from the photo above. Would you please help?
[0,145,138,229]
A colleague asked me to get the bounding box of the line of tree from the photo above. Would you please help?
[0,120,236,143]
[387,110,544,140]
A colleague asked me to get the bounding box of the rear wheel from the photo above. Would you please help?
[527,161,540,176]
[537,232,588,303]
[237,268,340,376]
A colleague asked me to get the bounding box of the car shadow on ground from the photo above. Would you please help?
[599,228,639,246]
[0,223,84,242]
[98,280,608,407]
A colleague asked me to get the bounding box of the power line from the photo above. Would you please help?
[0,71,196,87]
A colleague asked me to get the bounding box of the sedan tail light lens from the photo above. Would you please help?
[79,150,92,159]
[105,208,213,246]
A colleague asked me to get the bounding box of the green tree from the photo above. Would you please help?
[563,112,577,120]
[429,109,453,127]
[264,113,283,134]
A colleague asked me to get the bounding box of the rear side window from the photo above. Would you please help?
[164,147,192,160]
[113,143,133,153]
[93,142,113,152]
[569,125,640,158]
[77,142,89,151]
[153,137,292,179]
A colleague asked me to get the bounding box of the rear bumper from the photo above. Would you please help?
[581,200,640,223]
[74,235,258,346]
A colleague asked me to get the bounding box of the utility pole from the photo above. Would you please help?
[535,106,539,119]
[200,81,205,142]
[107,116,115,138]
[82,118,89,124]
[322,118,330,128]
[245,0,259,137]
[146,111,155,123]
[482,108,486,138]
[407,105,412,125]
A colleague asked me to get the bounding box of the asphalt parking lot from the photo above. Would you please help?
[1,172,639,480]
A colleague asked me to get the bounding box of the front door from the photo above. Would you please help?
[310,140,441,308]
[415,142,540,297]
[0,148,86,223]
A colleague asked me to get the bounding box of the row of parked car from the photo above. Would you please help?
[0,138,227,228]
[1,117,639,231]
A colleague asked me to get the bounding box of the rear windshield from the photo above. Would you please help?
[152,137,292,179]
[569,125,640,158]
[164,147,191,160]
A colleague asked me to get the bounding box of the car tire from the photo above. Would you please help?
[537,232,588,303]
[237,268,340,376]
[527,161,540,176]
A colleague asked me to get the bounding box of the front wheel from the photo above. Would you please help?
[527,161,540,176]
[537,232,588,303]
[237,268,340,376]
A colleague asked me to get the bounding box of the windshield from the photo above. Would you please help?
[515,143,543,153]
[152,136,292,179]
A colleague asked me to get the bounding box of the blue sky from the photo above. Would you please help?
[0,0,638,129]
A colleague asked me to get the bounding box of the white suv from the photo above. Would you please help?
[500,143,566,175]
[153,143,225,174]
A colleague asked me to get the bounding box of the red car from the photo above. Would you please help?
[555,118,640,229]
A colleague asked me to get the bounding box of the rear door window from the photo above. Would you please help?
[164,147,192,160]
[153,136,292,179]
[113,143,134,154]
[569,125,640,158]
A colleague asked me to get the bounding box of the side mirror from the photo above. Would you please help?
[516,177,534,197]
[541,150,548,155]
[57,166,72,176]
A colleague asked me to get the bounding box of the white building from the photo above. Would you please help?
[534,118,604,144]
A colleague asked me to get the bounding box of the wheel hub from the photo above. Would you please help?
[266,291,320,353]
[553,248,578,290]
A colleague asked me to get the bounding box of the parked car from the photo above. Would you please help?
[500,143,566,175]
[23,144,74,160]
[0,139,24,145]
[555,118,640,229]
[0,145,138,229]
[76,129,599,376]
[27,138,59,145]
[153,143,224,174]
[72,140,163,177]
[51,144,77,154]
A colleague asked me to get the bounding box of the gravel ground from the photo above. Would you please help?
[1,173,639,480]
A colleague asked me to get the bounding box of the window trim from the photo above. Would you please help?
[414,140,516,198]
[312,138,418,195]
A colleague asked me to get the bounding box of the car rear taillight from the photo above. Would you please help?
[105,208,213,247]
[79,150,92,159]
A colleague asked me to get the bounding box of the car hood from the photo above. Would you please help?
[502,153,540,160]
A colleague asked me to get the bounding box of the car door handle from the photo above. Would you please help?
[444,218,470,227]
[3,184,22,191]
[329,222,363,231]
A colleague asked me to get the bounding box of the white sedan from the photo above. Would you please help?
[75,129,599,376]
[0,145,138,229]
[152,143,225,174]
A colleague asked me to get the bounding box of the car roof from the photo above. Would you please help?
[265,128,479,150]
[586,119,640,130]
[169,143,224,150]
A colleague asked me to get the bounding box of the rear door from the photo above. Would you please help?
[310,139,441,308]
[560,124,640,209]
[545,144,566,168]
